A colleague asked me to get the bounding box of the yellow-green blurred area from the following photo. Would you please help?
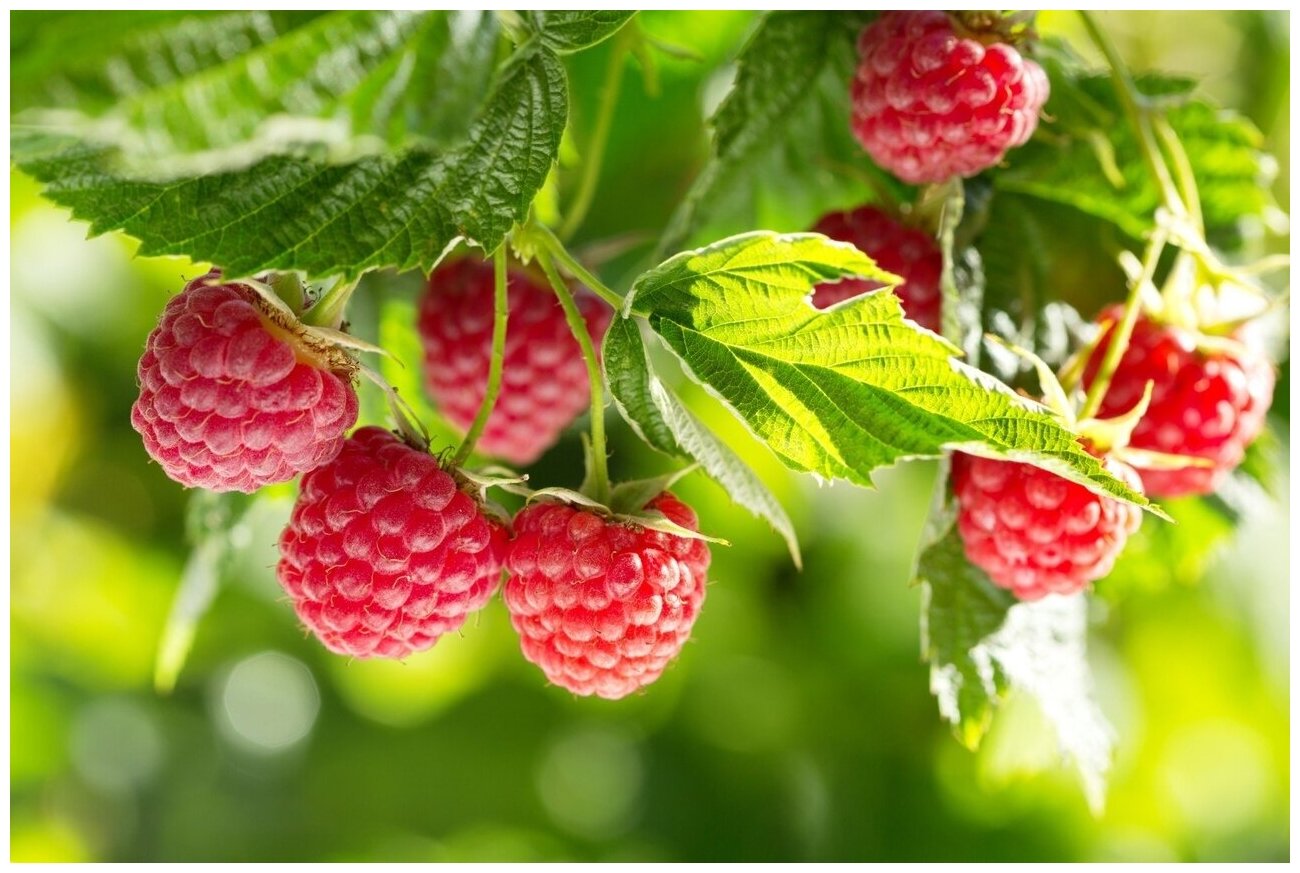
[9,10,1290,863]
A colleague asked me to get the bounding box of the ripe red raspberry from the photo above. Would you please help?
[417,258,612,467]
[131,271,359,493]
[811,205,942,331]
[1082,305,1276,498]
[952,452,1143,601]
[851,11,1049,184]
[277,426,508,659]
[503,493,710,699]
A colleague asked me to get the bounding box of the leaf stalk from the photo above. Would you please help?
[453,246,511,465]
[560,26,632,241]
[537,248,611,504]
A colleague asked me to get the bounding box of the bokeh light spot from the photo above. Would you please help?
[536,726,643,839]
[70,698,163,793]
[214,651,320,754]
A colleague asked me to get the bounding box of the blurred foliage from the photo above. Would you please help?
[9,10,1290,862]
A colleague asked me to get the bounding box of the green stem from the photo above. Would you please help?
[1079,11,1186,218]
[1152,114,1204,234]
[1078,226,1169,420]
[930,179,967,349]
[302,276,361,329]
[537,223,624,309]
[453,246,510,465]
[559,27,631,241]
[537,249,610,504]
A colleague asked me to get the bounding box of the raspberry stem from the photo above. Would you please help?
[537,222,624,308]
[559,24,632,242]
[453,246,511,466]
[537,248,610,505]
[1152,115,1204,235]
[1078,225,1169,420]
[1077,13,1200,422]
[1078,12,1187,222]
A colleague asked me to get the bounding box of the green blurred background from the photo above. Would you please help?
[10,11,1290,862]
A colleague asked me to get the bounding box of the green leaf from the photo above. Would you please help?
[13,43,568,279]
[603,316,687,455]
[347,12,501,149]
[13,12,322,116]
[918,518,1015,748]
[156,490,257,693]
[527,11,636,53]
[603,315,801,566]
[655,10,904,260]
[628,232,1156,510]
[14,12,496,163]
[917,473,1115,811]
[999,50,1276,246]
[608,466,698,517]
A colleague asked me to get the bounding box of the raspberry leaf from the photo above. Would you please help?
[13,11,499,163]
[999,50,1277,247]
[603,314,802,567]
[13,42,567,279]
[628,232,1157,511]
[525,11,637,53]
[918,523,1015,749]
[917,474,1115,811]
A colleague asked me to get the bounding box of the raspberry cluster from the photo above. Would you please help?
[952,452,1144,600]
[1082,305,1276,498]
[503,493,710,699]
[811,205,943,332]
[417,258,612,466]
[851,11,1049,184]
[131,264,710,697]
[131,271,358,493]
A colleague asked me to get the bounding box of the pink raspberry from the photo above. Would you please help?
[811,205,942,331]
[952,452,1143,601]
[131,271,358,492]
[851,11,1049,184]
[417,257,612,467]
[1082,304,1276,498]
[503,493,710,699]
[277,426,508,659]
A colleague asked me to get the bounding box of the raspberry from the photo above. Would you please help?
[131,271,359,492]
[811,205,942,331]
[417,257,612,467]
[952,452,1143,601]
[276,426,508,659]
[1082,305,1276,498]
[850,11,1049,184]
[503,493,710,699]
